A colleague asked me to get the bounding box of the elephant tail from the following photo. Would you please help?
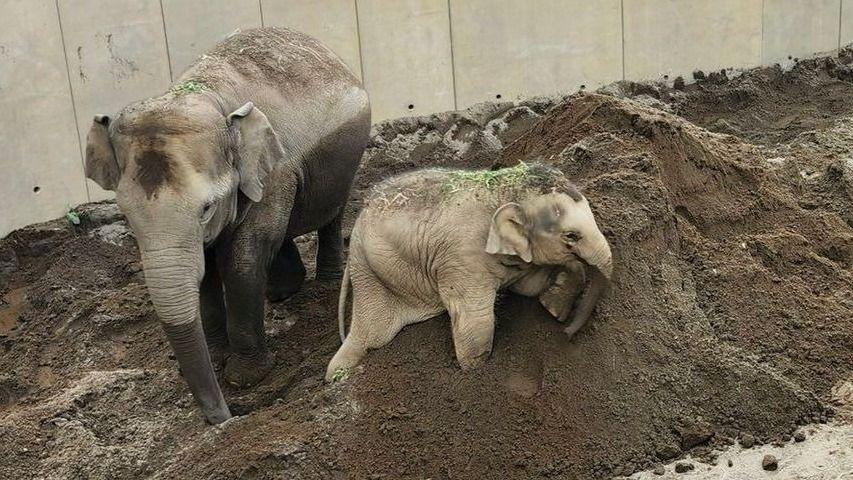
[338,262,350,343]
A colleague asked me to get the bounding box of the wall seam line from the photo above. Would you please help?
[838,0,844,51]
[447,0,458,110]
[158,0,174,81]
[620,0,626,81]
[259,0,265,27]
[54,0,90,202]
[354,0,366,83]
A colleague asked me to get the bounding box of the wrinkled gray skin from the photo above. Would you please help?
[326,166,612,381]
[84,28,370,423]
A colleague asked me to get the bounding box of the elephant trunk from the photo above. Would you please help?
[140,244,231,424]
[562,234,613,338]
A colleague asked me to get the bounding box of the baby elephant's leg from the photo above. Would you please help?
[441,288,497,370]
[325,277,405,381]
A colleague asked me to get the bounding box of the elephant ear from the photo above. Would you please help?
[227,102,285,202]
[85,115,120,191]
[486,202,532,262]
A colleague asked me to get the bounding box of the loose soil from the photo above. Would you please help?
[1,51,852,479]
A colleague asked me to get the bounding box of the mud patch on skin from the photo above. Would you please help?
[134,149,179,199]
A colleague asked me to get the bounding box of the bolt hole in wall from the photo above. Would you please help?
[407,104,414,110]
[32,186,41,194]
[495,94,502,99]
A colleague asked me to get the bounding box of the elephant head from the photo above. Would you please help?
[84,95,286,423]
[486,191,613,336]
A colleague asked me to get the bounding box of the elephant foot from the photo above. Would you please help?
[207,342,229,372]
[564,321,584,340]
[457,350,490,370]
[224,351,275,388]
[315,267,343,282]
[266,283,302,303]
[325,339,365,382]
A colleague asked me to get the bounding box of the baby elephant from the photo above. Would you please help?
[325,163,613,381]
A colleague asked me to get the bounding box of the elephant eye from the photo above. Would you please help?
[562,231,582,245]
[200,202,216,224]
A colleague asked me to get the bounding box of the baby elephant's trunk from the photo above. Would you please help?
[562,237,613,338]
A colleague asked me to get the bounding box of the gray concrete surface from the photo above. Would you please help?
[763,0,840,64]
[3,0,853,235]
[842,0,853,46]
[450,0,622,106]
[0,0,88,236]
[162,0,261,76]
[623,0,763,80]
[358,0,455,120]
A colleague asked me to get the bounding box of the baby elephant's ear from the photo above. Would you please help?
[486,202,532,262]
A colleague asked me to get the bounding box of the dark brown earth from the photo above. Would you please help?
[1,51,852,479]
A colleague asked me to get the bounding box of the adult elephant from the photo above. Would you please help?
[84,27,370,424]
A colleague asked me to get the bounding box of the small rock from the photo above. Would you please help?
[0,245,18,278]
[656,443,681,460]
[674,462,694,473]
[762,454,778,471]
[679,422,713,450]
[673,76,685,90]
[739,433,755,448]
[124,261,142,274]
[653,465,666,475]
[794,431,806,442]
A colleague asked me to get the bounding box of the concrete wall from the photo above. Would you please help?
[2,0,853,236]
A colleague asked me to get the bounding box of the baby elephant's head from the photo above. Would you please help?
[485,191,612,279]
[486,190,613,330]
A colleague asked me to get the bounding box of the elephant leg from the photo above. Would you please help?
[315,208,344,280]
[219,242,275,388]
[325,274,408,381]
[200,249,228,370]
[441,287,497,370]
[266,238,306,302]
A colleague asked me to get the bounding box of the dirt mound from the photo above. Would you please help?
[313,93,849,478]
[2,59,853,479]
[604,49,853,146]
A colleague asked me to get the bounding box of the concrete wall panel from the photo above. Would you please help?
[357,0,454,120]
[0,0,88,236]
[763,0,840,64]
[623,0,762,80]
[59,0,172,201]
[162,0,261,76]
[450,0,622,108]
[841,0,853,46]
[261,0,362,79]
